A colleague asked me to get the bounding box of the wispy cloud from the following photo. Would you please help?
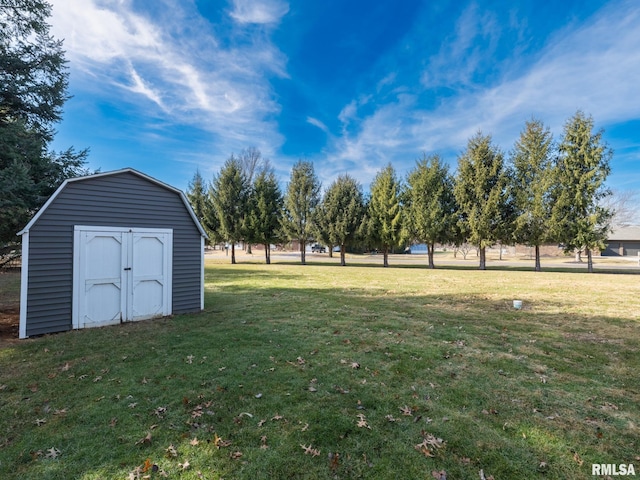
[49,0,287,166]
[322,0,640,186]
[306,116,330,134]
[230,0,289,25]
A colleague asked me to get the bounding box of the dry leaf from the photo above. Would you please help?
[432,470,447,480]
[400,405,413,416]
[135,432,152,446]
[300,444,320,456]
[190,437,199,446]
[35,418,46,426]
[356,414,371,429]
[179,460,190,470]
[45,447,61,459]
[351,362,360,369]
[165,444,178,458]
[230,451,243,459]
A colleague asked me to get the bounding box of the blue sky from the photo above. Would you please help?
[49,0,640,194]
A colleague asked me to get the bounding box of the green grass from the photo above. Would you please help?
[1,261,639,479]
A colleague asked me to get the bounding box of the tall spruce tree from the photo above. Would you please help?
[406,154,458,269]
[211,156,249,264]
[454,132,510,270]
[1,0,88,246]
[323,174,365,266]
[551,111,612,273]
[247,167,283,264]
[366,164,403,267]
[282,160,321,265]
[510,119,555,272]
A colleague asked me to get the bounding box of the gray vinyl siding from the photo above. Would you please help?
[25,171,202,337]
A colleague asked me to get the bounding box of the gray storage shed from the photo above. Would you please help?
[18,168,208,338]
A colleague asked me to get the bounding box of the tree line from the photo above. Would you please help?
[188,112,612,273]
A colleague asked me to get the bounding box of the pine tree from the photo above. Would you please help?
[282,160,321,265]
[211,156,249,264]
[406,154,458,269]
[366,164,403,267]
[510,119,555,272]
[1,0,88,246]
[247,168,283,264]
[454,132,510,270]
[322,174,365,266]
[551,111,612,273]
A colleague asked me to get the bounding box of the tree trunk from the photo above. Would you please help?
[300,240,306,265]
[428,243,435,269]
[587,249,593,273]
[479,246,486,270]
[247,243,252,254]
[340,245,346,266]
[329,246,333,258]
[231,243,236,264]
[264,243,270,264]
[534,244,541,272]
[383,246,389,267]
[498,243,503,260]
[575,250,582,262]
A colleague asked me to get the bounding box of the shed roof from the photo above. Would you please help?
[607,225,640,241]
[18,168,207,238]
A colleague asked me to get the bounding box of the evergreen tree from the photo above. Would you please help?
[282,160,321,265]
[406,154,458,269]
[454,132,510,270]
[550,111,612,273]
[323,174,365,266]
[247,168,283,264]
[211,156,249,264]
[1,0,89,246]
[510,119,555,271]
[366,164,403,267]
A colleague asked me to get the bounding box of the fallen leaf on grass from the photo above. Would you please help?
[230,451,243,459]
[479,469,495,480]
[385,415,398,422]
[573,451,584,466]
[45,447,61,459]
[356,414,371,429]
[179,460,190,470]
[400,405,413,416]
[328,452,340,471]
[135,432,152,446]
[300,444,321,457]
[165,444,178,458]
[34,418,46,426]
[190,437,199,446]
[213,433,232,448]
[432,470,447,480]
[260,435,268,449]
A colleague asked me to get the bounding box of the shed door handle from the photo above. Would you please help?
[124,267,132,271]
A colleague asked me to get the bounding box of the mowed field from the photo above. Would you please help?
[0,258,639,479]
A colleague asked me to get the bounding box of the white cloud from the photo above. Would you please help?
[48,0,288,169]
[323,0,640,186]
[306,117,329,134]
[229,0,289,24]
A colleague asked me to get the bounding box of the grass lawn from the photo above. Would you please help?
[0,260,639,479]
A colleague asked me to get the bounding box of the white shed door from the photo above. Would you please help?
[74,227,173,329]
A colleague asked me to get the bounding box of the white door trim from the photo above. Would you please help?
[73,226,173,329]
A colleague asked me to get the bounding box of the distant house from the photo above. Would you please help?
[18,169,207,338]
[602,225,640,256]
